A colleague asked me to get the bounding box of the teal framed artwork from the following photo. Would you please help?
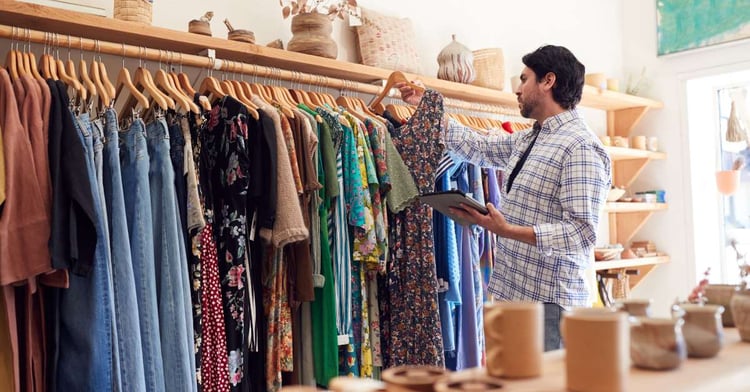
[657,0,750,56]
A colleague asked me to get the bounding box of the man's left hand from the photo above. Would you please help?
[449,202,507,235]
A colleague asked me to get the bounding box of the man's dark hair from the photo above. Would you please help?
[522,45,585,110]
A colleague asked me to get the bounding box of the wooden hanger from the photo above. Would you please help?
[28,49,43,82]
[89,58,110,109]
[134,66,171,111]
[63,54,86,103]
[155,66,193,113]
[115,65,149,118]
[96,53,116,102]
[78,57,98,105]
[225,61,259,119]
[5,46,20,81]
[198,72,226,102]
[369,71,425,112]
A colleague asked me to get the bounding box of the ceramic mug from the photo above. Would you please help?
[484,302,543,378]
[614,298,652,317]
[613,136,629,148]
[561,307,629,392]
[599,135,611,146]
[647,136,659,152]
[672,304,724,358]
[632,135,647,150]
[630,317,687,370]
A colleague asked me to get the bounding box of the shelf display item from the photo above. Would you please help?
[437,34,475,84]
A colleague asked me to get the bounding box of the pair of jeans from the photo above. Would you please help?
[55,112,116,391]
[167,119,188,248]
[120,118,167,392]
[98,109,151,392]
[544,302,565,351]
[146,118,197,392]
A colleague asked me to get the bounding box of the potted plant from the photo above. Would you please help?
[280,0,359,59]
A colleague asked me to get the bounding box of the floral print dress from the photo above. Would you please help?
[385,90,446,367]
[200,96,252,390]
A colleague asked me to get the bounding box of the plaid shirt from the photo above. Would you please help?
[443,110,611,307]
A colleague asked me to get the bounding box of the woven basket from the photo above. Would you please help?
[471,48,504,91]
[113,0,152,24]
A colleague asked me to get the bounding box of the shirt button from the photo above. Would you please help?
[544,248,553,257]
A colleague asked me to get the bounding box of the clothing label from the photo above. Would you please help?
[249,211,258,241]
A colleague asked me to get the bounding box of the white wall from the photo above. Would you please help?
[148,0,623,125]
[623,0,750,316]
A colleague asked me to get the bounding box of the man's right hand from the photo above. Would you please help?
[395,80,425,106]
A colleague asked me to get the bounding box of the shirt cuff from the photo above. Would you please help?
[533,223,556,257]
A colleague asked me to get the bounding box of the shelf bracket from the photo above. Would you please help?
[613,158,649,188]
[608,211,655,245]
[607,106,650,137]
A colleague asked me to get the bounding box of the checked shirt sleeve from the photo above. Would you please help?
[533,143,610,262]
[442,117,515,169]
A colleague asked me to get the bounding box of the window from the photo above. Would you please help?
[716,86,750,283]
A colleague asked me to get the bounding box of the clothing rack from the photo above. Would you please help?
[0,23,521,117]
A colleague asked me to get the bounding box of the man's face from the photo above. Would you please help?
[516,67,540,119]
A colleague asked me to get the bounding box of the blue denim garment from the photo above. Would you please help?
[544,303,564,351]
[97,110,149,392]
[145,118,197,392]
[55,111,116,391]
[120,118,167,392]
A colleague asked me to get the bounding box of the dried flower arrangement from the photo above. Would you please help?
[280,0,359,20]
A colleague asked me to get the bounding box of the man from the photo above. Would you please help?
[397,45,611,350]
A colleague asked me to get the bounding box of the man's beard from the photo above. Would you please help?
[520,100,534,118]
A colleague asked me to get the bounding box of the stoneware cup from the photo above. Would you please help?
[730,289,750,342]
[381,365,448,392]
[704,283,743,327]
[672,304,724,358]
[632,135,647,150]
[614,298,653,317]
[483,302,543,378]
[629,317,687,370]
[561,307,629,392]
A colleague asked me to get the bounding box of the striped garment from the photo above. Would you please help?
[443,110,611,307]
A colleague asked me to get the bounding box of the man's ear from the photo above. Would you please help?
[541,72,556,91]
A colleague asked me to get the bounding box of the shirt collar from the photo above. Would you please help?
[534,109,580,133]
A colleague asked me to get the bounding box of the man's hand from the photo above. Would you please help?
[395,80,425,106]
[449,202,507,236]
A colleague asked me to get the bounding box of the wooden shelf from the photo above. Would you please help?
[595,255,670,290]
[606,147,666,188]
[606,146,666,161]
[0,1,662,112]
[593,255,670,271]
[604,202,668,213]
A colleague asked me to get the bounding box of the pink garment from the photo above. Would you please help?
[200,225,230,392]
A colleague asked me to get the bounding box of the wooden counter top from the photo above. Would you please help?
[456,329,749,392]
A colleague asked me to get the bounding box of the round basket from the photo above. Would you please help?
[471,48,504,91]
[113,0,152,24]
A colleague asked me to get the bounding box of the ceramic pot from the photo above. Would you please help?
[287,13,338,59]
[437,34,475,84]
[630,317,687,370]
[703,283,743,326]
[673,304,724,358]
[730,289,750,342]
[716,170,741,196]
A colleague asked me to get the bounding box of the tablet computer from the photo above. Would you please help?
[420,190,488,226]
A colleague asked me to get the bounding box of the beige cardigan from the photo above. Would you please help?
[253,97,309,248]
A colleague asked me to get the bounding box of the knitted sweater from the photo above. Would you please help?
[253,97,308,248]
